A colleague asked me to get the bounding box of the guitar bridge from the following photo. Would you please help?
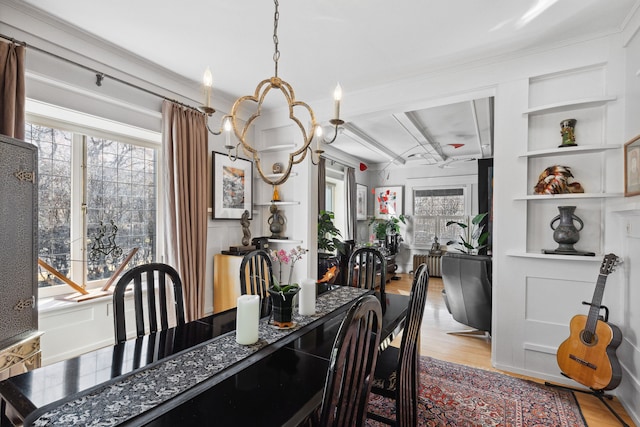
[569,354,597,370]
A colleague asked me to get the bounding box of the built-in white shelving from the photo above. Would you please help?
[267,239,303,244]
[506,251,603,262]
[256,172,298,180]
[519,144,620,159]
[514,193,622,201]
[255,201,300,206]
[519,92,617,259]
[523,96,616,116]
[259,144,296,153]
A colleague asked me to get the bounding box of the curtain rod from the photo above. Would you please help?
[322,154,356,170]
[0,32,202,113]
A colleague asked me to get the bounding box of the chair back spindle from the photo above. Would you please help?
[347,247,386,300]
[240,250,274,317]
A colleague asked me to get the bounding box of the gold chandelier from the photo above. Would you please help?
[200,0,343,186]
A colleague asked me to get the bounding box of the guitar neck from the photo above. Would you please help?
[585,274,608,334]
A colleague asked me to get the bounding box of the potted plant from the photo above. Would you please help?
[268,247,307,328]
[445,212,489,254]
[369,214,406,241]
[317,211,344,286]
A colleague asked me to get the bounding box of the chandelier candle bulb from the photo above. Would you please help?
[298,278,316,316]
[315,126,322,152]
[236,294,260,345]
[224,117,232,149]
[333,83,342,120]
[202,67,213,108]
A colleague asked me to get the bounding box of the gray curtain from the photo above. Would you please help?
[0,40,25,139]
[345,167,357,241]
[162,100,208,322]
[318,157,326,214]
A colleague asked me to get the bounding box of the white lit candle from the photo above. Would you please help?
[333,83,342,121]
[298,278,316,316]
[224,117,232,149]
[203,67,213,108]
[236,294,260,345]
[315,125,323,152]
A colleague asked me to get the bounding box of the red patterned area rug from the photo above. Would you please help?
[367,356,587,426]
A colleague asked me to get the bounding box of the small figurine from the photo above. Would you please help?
[240,210,251,246]
[430,236,442,255]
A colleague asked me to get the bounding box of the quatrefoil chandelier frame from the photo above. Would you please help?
[200,0,343,186]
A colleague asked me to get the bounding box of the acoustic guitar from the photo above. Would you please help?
[556,253,622,391]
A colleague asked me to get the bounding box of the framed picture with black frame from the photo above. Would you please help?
[356,184,367,220]
[212,151,253,219]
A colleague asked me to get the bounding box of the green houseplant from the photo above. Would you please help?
[369,214,406,241]
[446,212,489,254]
[318,211,344,255]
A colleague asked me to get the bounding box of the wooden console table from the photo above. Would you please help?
[213,254,243,313]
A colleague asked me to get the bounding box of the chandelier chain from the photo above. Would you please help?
[273,0,280,78]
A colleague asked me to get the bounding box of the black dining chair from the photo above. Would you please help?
[346,246,387,299]
[240,250,274,317]
[112,263,185,344]
[367,263,430,427]
[314,294,382,427]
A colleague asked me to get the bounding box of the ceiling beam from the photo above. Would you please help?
[341,123,406,165]
[393,112,445,162]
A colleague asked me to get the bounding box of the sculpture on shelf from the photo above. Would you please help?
[240,210,251,246]
[534,165,584,195]
[543,206,595,256]
[268,204,285,239]
[430,236,442,255]
[559,118,577,148]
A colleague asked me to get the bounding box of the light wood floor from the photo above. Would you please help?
[386,273,636,427]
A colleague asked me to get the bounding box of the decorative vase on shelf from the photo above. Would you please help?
[543,206,595,256]
[268,204,285,239]
[559,118,577,148]
[267,287,300,328]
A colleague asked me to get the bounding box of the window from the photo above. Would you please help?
[412,188,466,246]
[325,181,336,213]
[25,121,159,294]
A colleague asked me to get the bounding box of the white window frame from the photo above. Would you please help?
[27,100,163,298]
[411,184,472,248]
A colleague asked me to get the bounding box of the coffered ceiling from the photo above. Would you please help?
[13,0,639,166]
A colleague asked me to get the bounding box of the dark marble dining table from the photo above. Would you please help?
[0,286,409,427]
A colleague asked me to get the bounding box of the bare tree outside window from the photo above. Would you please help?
[413,188,465,246]
[25,123,157,288]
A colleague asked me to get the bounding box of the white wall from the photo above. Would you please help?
[610,17,640,422]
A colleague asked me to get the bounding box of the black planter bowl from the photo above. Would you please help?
[267,287,300,328]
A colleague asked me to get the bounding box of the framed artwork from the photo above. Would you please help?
[356,184,367,220]
[374,185,403,219]
[625,135,640,197]
[212,151,253,219]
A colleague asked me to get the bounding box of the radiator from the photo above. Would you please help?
[413,254,442,277]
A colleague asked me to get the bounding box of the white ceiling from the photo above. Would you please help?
[18,0,639,166]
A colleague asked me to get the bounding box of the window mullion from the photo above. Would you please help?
[69,134,86,286]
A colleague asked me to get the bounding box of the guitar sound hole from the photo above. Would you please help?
[580,330,598,346]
